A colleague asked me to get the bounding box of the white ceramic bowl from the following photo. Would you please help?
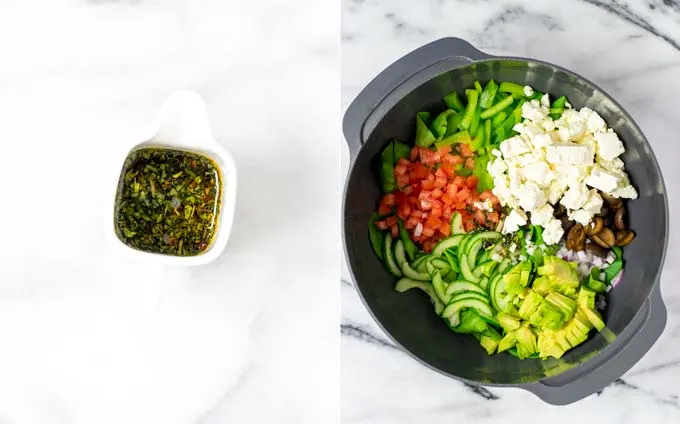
[106,90,237,266]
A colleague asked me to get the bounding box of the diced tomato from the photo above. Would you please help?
[391,224,399,238]
[441,193,454,205]
[423,240,436,252]
[396,174,410,188]
[453,175,465,186]
[430,188,443,199]
[480,190,500,206]
[455,201,467,210]
[446,184,458,198]
[403,185,415,195]
[439,222,451,237]
[397,201,412,219]
[434,177,447,189]
[405,217,419,229]
[487,211,500,224]
[385,215,398,226]
[378,204,392,216]
[459,143,473,157]
[411,210,424,219]
[440,163,456,177]
[410,147,420,161]
[456,187,470,203]
[394,164,408,176]
[375,220,389,230]
[464,157,475,169]
[463,217,475,232]
[420,149,441,165]
[430,207,442,219]
[421,179,435,190]
[437,145,452,155]
[381,194,396,206]
[425,215,441,229]
[397,157,411,167]
[465,175,479,189]
[422,227,435,238]
[475,209,486,225]
[410,163,429,180]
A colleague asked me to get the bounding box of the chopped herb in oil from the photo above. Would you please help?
[114,147,222,256]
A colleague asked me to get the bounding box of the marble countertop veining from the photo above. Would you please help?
[0,1,339,423]
[341,0,680,422]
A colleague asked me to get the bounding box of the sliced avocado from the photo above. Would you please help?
[529,301,565,330]
[498,330,517,353]
[581,307,606,331]
[545,292,577,322]
[479,335,499,355]
[497,312,521,332]
[516,325,538,358]
[519,270,532,286]
[518,290,544,320]
[577,287,596,310]
[564,329,583,347]
[570,314,592,334]
[553,330,571,351]
[531,276,553,296]
[587,278,608,294]
[536,256,580,296]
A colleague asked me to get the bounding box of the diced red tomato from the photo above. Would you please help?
[405,216,419,229]
[465,175,478,189]
[487,211,500,224]
[421,179,435,190]
[378,204,392,216]
[475,209,486,225]
[410,147,420,161]
[430,188,443,199]
[391,224,399,238]
[422,227,435,237]
[397,201,412,219]
[439,222,451,237]
[437,145,452,155]
[375,220,389,230]
[459,143,473,157]
[396,174,410,188]
[430,207,442,219]
[394,164,408,176]
[464,157,475,169]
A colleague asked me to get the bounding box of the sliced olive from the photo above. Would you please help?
[592,227,616,248]
[560,215,575,233]
[597,205,609,217]
[566,224,586,251]
[615,230,635,246]
[554,203,567,217]
[585,217,604,236]
[585,241,608,258]
[601,192,622,209]
[614,208,626,230]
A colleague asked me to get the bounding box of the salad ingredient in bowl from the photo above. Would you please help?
[368,80,636,360]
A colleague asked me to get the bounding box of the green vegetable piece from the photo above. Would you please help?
[497,330,518,353]
[395,278,445,315]
[532,91,545,101]
[479,79,499,109]
[515,325,538,358]
[368,213,385,261]
[499,81,528,98]
[458,89,479,131]
[379,142,396,193]
[435,130,471,148]
[545,291,577,322]
[550,96,567,120]
[577,287,596,310]
[536,256,580,297]
[431,110,455,139]
[518,290,544,320]
[491,110,508,128]
[470,125,485,152]
[474,80,483,93]
[455,164,473,177]
[484,119,491,147]
[453,309,488,334]
[398,219,418,261]
[443,91,465,113]
[587,268,608,293]
[604,259,623,283]
[469,107,482,136]
[393,140,411,162]
[529,301,565,330]
[415,112,437,147]
[480,95,514,120]
[580,307,606,331]
[445,112,463,137]
[612,246,623,259]
[497,312,521,332]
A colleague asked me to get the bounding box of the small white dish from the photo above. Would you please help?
[106,90,237,266]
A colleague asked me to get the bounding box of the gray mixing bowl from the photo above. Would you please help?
[342,38,668,404]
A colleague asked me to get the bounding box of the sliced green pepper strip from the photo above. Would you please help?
[469,107,481,136]
[458,89,479,130]
[443,91,465,113]
[532,91,545,101]
[470,124,485,152]
[480,95,514,120]
[368,212,385,261]
[550,96,567,120]
[398,219,418,261]
[435,130,471,148]
[455,164,473,176]
[431,110,455,139]
[445,112,463,137]
[491,110,508,128]
[499,81,527,98]
[415,112,436,147]
[393,140,411,162]
[380,142,396,193]
[484,119,492,149]
[479,79,499,109]
[474,80,483,93]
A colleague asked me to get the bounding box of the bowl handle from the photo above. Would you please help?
[342,37,491,161]
[525,282,666,405]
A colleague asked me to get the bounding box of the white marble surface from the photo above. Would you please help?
[342,0,680,421]
[0,1,339,423]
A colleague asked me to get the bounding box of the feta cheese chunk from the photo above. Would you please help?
[523,85,534,97]
[517,182,546,212]
[546,143,594,165]
[585,165,621,193]
[582,190,604,214]
[499,136,532,158]
[503,209,528,233]
[582,108,606,133]
[594,131,625,160]
[546,179,569,205]
[519,161,555,187]
[530,203,554,227]
[568,209,593,226]
[540,94,551,108]
[561,183,589,210]
[612,185,638,199]
[521,100,548,123]
[543,219,565,245]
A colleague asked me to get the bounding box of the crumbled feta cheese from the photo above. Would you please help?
[531,133,553,148]
[568,209,593,226]
[582,190,604,214]
[540,94,551,108]
[524,85,534,97]
[517,182,547,212]
[546,143,594,165]
[585,165,621,192]
[491,149,503,158]
[582,108,606,133]
[546,179,569,205]
[503,209,528,233]
[499,136,531,158]
[530,203,554,227]
[521,100,548,123]
[556,109,587,141]
[594,131,625,160]
[561,183,589,210]
[565,100,572,109]
[597,156,625,171]
[612,185,638,199]
[543,218,565,245]
[519,161,554,187]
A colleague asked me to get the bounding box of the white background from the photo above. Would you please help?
[0,1,340,423]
